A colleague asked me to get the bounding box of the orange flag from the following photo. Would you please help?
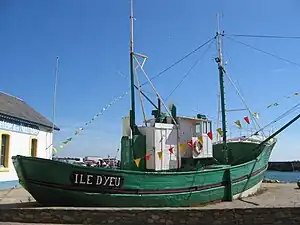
[134,158,141,167]
[207,131,213,140]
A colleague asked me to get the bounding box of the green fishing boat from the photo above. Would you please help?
[12,0,300,207]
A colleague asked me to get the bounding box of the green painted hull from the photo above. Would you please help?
[12,142,275,207]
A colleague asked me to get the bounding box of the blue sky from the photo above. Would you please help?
[1,0,300,161]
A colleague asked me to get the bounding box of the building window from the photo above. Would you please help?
[31,138,38,157]
[0,134,10,168]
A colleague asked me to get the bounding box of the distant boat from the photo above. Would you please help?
[12,0,300,207]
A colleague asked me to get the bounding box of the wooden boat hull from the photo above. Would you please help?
[12,142,274,207]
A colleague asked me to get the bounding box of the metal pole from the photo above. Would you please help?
[51,56,59,157]
[216,13,228,164]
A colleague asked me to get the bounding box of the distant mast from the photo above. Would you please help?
[216,14,229,164]
[51,56,59,157]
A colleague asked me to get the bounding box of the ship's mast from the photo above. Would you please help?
[216,13,229,164]
[129,0,137,135]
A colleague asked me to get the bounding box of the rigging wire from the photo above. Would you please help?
[164,38,216,101]
[139,36,217,88]
[223,70,266,137]
[224,34,300,40]
[224,36,300,69]
[250,102,300,137]
[116,70,156,97]
[133,65,147,126]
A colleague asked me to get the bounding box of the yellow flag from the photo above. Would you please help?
[59,145,64,149]
[179,144,186,153]
[252,112,259,119]
[198,136,203,145]
[216,128,223,136]
[53,147,58,153]
[134,158,141,167]
[157,151,162,160]
[234,120,242,128]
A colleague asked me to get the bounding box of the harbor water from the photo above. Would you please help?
[265,171,300,182]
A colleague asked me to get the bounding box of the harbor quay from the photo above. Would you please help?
[0,183,299,225]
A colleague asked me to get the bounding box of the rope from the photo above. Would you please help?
[133,62,147,125]
[223,70,265,137]
[139,36,217,88]
[164,38,216,101]
[133,55,178,126]
[224,33,300,40]
[224,36,300,69]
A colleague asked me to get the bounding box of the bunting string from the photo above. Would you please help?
[133,133,214,167]
[266,92,298,109]
[57,91,129,150]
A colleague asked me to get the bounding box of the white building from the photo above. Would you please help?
[0,92,59,189]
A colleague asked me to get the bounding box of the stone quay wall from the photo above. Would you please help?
[0,207,299,224]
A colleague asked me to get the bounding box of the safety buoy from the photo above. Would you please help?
[193,140,203,155]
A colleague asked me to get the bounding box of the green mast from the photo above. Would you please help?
[216,14,229,164]
[129,0,137,135]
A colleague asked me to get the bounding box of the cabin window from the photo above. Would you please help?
[0,134,10,168]
[30,138,38,157]
[208,121,212,132]
[195,123,201,134]
[202,121,207,133]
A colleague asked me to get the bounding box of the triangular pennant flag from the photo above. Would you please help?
[252,112,259,119]
[187,140,193,148]
[207,131,213,140]
[198,136,203,145]
[75,130,80,135]
[294,92,299,96]
[134,158,141,167]
[145,154,151,160]
[179,144,186,153]
[169,146,174,154]
[234,120,242,128]
[273,103,279,106]
[67,137,72,142]
[157,151,162,160]
[244,116,250,124]
[62,140,69,144]
[216,128,223,136]
[53,147,58,153]
[267,104,273,108]
[59,145,64,149]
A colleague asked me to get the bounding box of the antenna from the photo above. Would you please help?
[51,56,59,157]
[129,0,134,53]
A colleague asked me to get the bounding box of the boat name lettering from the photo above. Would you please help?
[70,172,124,188]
